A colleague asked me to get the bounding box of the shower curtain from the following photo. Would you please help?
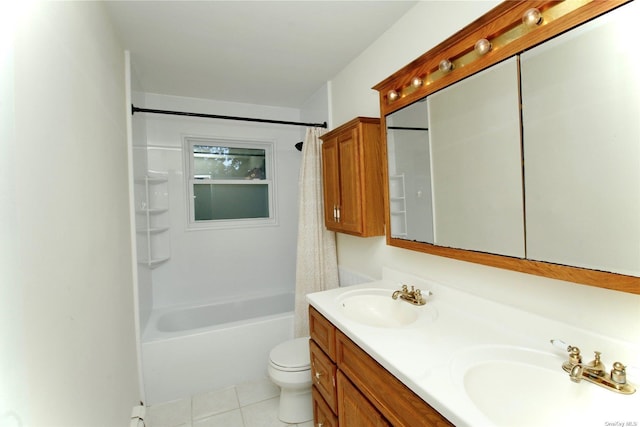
[293,127,339,337]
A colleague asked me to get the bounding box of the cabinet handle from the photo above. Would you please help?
[336,205,341,222]
[317,423,324,427]
[315,371,323,381]
[333,205,338,222]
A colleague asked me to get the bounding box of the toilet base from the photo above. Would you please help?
[277,387,313,424]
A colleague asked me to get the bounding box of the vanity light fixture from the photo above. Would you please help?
[411,76,423,88]
[438,59,454,73]
[387,89,399,102]
[522,8,543,27]
[474,38,492,56]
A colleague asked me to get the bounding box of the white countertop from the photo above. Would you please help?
[307,268,640,427]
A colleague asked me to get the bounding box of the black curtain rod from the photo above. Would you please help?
[132,105,327,129]
[387,126,429,131]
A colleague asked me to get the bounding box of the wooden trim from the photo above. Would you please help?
[376,0,639,295]
[387,237,640,295]
[374,1,629,116]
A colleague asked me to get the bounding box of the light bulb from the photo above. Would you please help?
[411,76,423,88]
[522,8,543,27]
[438,59,453,73]
[387,90,399,101]
[474,38,492,56]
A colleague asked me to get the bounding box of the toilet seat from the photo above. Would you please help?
[269,337,310,372]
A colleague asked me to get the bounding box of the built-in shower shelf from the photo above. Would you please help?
[136,208,169,215]
[135,175,171,269]
[138,257,170,268]
[137,227,170,234]
[135,176,168,185]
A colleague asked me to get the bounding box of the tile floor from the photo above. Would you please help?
[145,378,313,427]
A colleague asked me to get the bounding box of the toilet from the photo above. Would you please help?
[268,337,313,423]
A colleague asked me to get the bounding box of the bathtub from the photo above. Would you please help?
[141,292,294,405]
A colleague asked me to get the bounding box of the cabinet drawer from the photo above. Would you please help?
[336,331,454,427]
[310,340,338,414]
[309,306,336,360]
[312,386,338,427]
[337,371,390,427]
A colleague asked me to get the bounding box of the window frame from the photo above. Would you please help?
[184,136,277,230]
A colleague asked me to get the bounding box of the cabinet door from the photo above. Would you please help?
[337,371,390,427]
[521,1,640,276]
[310,340,338,413]
[322,136,341,230]
[312,387,338,427]
[309,307,336,360]
[429,57,524,258]
[337,129,363,234]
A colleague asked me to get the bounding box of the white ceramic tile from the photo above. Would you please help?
[296,422,313,427]
[236,377,280,407]
[146,397,191,427]
[192,386,240,420]
[241,397,290,427]
[192,409,244,427]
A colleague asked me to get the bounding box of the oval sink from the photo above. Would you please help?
[337,288,419,328]
[450,345,639,427]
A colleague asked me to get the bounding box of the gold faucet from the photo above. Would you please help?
[391,284,430,306]
[551,340,636,395]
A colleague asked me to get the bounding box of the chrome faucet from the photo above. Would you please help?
[391,284,430,306]
[550,339,635,394]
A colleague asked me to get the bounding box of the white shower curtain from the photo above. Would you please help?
[293,127,339,337]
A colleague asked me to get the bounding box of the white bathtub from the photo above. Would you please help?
[141,292,294,405]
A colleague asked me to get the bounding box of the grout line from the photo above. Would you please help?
[234,386,247,427]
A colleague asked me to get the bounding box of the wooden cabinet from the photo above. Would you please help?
[310,340,337,412]
[313,386,339,427]
[309,306,454,427]
[337,371,390,427]
[320,117,384,237]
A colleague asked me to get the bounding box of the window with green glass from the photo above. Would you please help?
[185,138,275,228]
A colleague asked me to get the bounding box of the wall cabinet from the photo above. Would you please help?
[320,117,384,237]
[309,306,453,427]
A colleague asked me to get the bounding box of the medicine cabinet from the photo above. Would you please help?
[375,0,640,294]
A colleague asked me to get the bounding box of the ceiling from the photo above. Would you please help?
[105,1,418,109]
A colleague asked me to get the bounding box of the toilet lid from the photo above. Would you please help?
[269,337,310,371]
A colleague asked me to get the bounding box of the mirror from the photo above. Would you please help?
[379,0,640,292]
[520,4,640,277]
[428,57,524,258]
[386,99,433,243]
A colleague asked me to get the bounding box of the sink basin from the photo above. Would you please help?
[450,345,638,427]
[337,288,419,328]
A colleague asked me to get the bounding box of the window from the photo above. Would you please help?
[185,137,276,229]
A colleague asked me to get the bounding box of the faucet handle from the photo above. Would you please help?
[550,339,572,352]
[611,362,627,385]
[568,346,582,365]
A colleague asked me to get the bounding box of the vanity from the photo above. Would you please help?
[310,1,640,424]
[307,269,639,427]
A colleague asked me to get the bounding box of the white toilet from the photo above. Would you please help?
[268,337,313,423]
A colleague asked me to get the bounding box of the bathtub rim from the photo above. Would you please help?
[142,290,295,343]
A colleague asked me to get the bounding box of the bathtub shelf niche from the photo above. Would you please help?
[135,175,171,268]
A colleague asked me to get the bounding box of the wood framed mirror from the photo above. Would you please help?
[374,0,640,294]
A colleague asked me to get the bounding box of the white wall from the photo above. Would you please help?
[2,1,140,425]
[131,89,154,331]
[328,1,640,344]
[139,93,303,309]
[300,82,330,127]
